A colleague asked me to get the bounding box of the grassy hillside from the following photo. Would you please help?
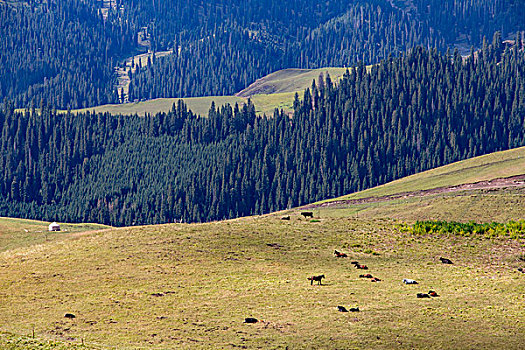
[314,186,525,223]
[70,67,352,117]
[0,217,110,253]
[320,146,525,203]
[74,93,301,117]
[1,148,525,349]
[72,95,245,118]
[312,146,525,222]
[71,94,299,117]
[0,214,523,349]
[236,67,349,97]
[0,332,92,349]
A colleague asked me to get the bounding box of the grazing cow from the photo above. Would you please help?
[301,211,314,218]
[428,290,439,297]
[308,274,325,285]
[334,250,348,258]
[371,277,381,282]
[349,307,360,312]
[417,293,431,298]
[403,278,418,284]
[281,215,290,220]
[439,257,453,264]
[244,318,258,323]
[337,306,348,312]
[64,313,76,319]
[359,274,373,278]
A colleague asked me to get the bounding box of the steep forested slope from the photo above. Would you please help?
[128,0,525,100]
[0,0,136,108]
[1,43,524,225]
[1,0,523,108]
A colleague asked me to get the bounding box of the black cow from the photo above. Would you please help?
[308,274,325,285]
[439,257,453,264]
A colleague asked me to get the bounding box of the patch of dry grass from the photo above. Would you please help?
[318,188,525,223]
[70,96,245,118]
[0,217,110,253]
[236,67,350,97]
[66,67,357,117]
[0,215,523,349]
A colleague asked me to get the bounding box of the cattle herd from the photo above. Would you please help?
[308,250,455,313]
[244,213,524,324]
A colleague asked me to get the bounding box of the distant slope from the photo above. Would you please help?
[71,67,351,117]
[320,146,525,203]
[74,95,245,117]
[72,94,295,117]
[309,146,525,223]
[236,67,348,97]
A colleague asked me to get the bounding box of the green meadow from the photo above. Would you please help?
[1,147,524,349]
[68,67,353,117]
[0,211,524,349]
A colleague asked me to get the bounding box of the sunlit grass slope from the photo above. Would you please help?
[69,67,353,117]
[71,94,300,117]
[1,146,525,349]
[0,214,524,349]
[0,332,92,349]
[0,217,110,253]
[321,146,525,203]
[72,95,245,118]
[316,187,525,223]
[236,67,349,97]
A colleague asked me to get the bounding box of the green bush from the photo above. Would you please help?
[397,220,525,240]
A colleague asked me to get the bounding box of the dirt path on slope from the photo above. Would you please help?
[303,174,525,209]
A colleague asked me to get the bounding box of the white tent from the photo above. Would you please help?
[48,222,60,232]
